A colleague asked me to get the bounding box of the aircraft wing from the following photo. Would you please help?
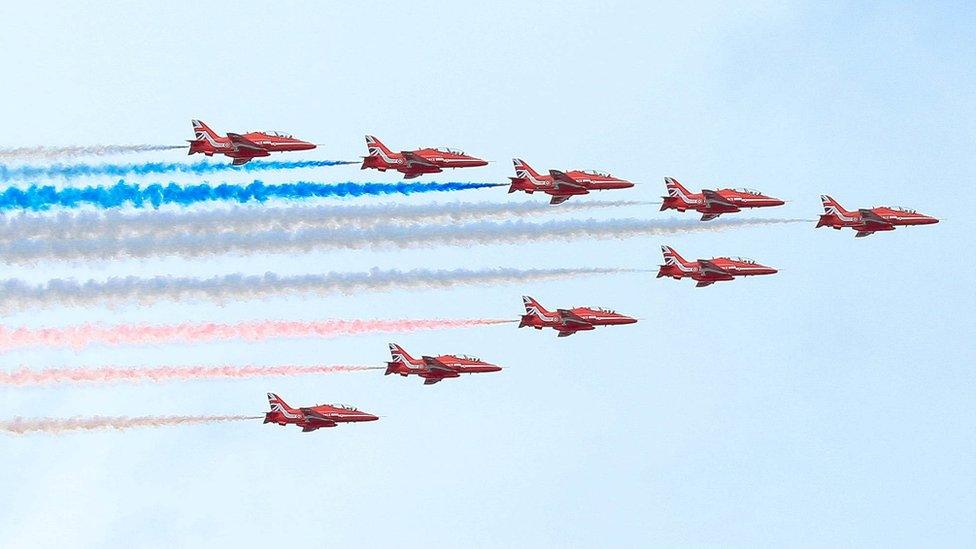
[422,356,457,373]
[548,170,587,188]
[550,195,572,205]
[226,132,266,153]
[301,409,337,428]
[702,189,739,210]
[697,259,733,279]
[423,378,443,385]
[700,213,721,221]
[858,209,893,229]
[556,309,594,329]
[401,150,439,167]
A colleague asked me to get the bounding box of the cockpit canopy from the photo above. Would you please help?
[582,169,611,177]
[330,404,359,411]
[434,147,464,155]
[260,131,294,138]
[454,354,482,361]
[728,257,756,264]
[888,206,917,213]
[732,187,762,195]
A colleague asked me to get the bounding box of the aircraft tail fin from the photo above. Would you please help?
[818,195,851,228]
[522,295,553,318]
[191,119,220,141]
[388,343,417,365]
[513,158,543,180]
[266,392,297,423]
[664,177,695,200]
[365,135,394,157]
[660,245,692,268]
[820,195,852,216]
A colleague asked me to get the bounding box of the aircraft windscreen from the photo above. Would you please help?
[733,187,762,195]
[263,131,293,138]
[435,147,464,154]
[583,170,611,177]
[730,257,756,264]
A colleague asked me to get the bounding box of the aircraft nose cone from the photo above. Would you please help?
[770,198,786,206]
[619,315,638,324]
[489,365,503,372]
[299,142,317,150]
[922,216,939,225]
[763,267,779,275]
[363,414,380,422]
[618,180,635,189]
[471,158,489,167]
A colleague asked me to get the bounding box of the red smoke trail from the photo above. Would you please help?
[0,318,514,353]
[0,415,260,435]
[0,364,382,387]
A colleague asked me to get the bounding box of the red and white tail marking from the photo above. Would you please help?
[267,392,301,419]
[191,119,221,145]
[821,195,856,221]
[513,159,544,184]
[664,177,696,202]
[522,296,557,321]
[661,245,695,271]
[365,135,397,162]
[388,343,417,365]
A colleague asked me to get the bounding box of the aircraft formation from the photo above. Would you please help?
[187,119,940,431]
[1,119,941,433]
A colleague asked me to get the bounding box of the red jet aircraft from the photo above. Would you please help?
[660,177,785,221]
[657,245,778,287]
[264,393,378,432]
[519,296,637,337]
[188,119,316,165]
[385,343,501,385]
[507,159,634,204]
[816,195,939,237]
[360,135,487,179]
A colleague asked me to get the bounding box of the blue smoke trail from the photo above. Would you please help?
[0,180,505,211]
[0,159,356,182]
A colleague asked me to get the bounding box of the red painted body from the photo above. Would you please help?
[187,120,316,165]
[519,296,637,337]
[385,343,502,385]
[660,177,784,221]
[264,393,378,432]
[657,245,777,287]
[508,159,634,204]
[816,195,938,237]
[361,135,487,179]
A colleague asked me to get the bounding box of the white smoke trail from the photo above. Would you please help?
[0,267,635,312]
[0,145,185,161]
[0,415,258,435]
[0,200,653,244]
[0,217,809,263]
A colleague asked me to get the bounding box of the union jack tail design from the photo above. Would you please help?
[660,245,692,268]
[817,195,856,227]
[664,177,695,201]
[820,195,852,217]
[191,119,220,142]
[512,158,543,182]
[522,296,555,319]
[267,392,295,414]
[365,135,395,158]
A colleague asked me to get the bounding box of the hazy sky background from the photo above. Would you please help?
[0,1,973,547]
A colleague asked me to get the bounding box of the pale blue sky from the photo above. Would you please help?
[0,1,973,547]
